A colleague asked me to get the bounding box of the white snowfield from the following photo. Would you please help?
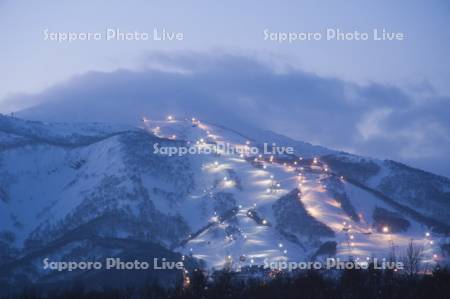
[0,115,447,272]
[144,118,445,269]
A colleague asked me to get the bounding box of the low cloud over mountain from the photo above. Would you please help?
[6,52,450,177]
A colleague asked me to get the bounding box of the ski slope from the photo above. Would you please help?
[143,117,444,269]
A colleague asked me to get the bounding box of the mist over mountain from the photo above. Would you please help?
[2,53,449,294]
[2,0,450,297]
[6,53,450,178]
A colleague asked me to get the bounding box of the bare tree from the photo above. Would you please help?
[401,239,424,277]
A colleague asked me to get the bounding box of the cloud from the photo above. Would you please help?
[357,107,393,140]
[4,52,450,177]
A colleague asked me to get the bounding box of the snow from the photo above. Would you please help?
[164,119,444,268]
[0,115,447,269]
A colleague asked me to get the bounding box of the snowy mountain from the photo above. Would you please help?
[0,113,449,292]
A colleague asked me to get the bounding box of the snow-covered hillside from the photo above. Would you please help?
[0,114,449,290]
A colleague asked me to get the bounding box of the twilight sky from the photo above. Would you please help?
[0,0,449,177]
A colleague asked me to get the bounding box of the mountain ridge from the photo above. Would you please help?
[0,114,449,292]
